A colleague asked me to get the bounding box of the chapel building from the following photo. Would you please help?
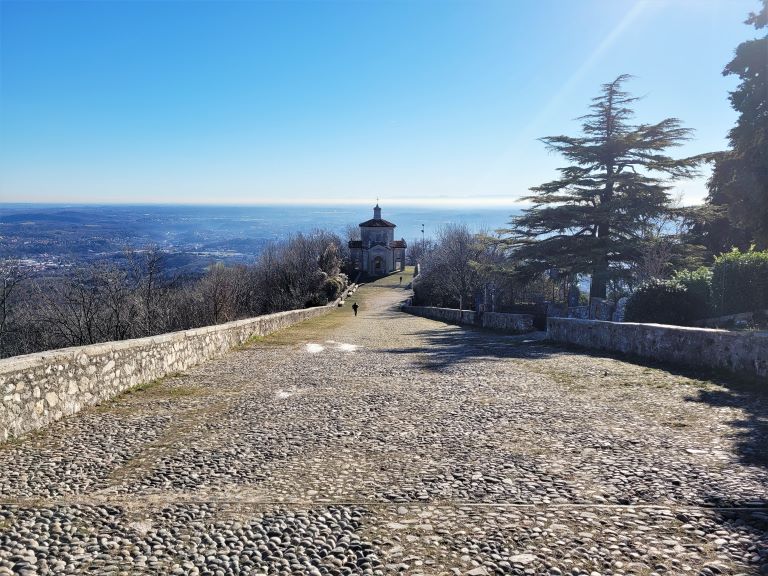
[348,204,406,275]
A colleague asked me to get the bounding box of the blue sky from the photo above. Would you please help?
[0,0,759,206]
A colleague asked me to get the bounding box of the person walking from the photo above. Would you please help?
[399,276,402,285]
[352,302,359,316]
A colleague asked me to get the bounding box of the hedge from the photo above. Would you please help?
[624,280,703,326]
[672,267,712,319]
[711,249,768,316]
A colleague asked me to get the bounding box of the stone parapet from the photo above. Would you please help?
[401,306,534,334]
[480,312,535,333]
[0,305,333,441]
[547,317,768,380]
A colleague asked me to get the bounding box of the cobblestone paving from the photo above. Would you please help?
[1,271,767,575]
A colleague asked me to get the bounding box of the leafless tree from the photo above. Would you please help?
[433,224,484,310]
[91,262,136,341]
[407,237,434,266]
[343,224,361,242]
[127,245,166,336]
[631,193,699,286]
[33,271,102,347]
[199,262,246,324]
[0,261,25,357]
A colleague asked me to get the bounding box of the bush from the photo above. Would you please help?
[322,276,344,301]
[672,267,712,319]
[625,280,701,326]
[711,249,768,316]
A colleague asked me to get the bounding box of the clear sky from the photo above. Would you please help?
[0,0,760,207]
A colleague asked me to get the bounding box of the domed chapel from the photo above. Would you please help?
[348,204,407,275]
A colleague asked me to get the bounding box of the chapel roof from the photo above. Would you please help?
[359,203,396,228]
[359,218,396,228]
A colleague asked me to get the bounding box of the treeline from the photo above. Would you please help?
[412,224,522,311]
[412,224,574,312]
[0,231,348,359]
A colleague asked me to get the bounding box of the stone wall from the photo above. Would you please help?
[0,305,335,441]
[402,306,534,333]
[547,318,768,380]
[479,312,534,333]
[402,306,477,326]
[694,309,768,329]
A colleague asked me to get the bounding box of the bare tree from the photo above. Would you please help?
[33,271,101,347]
[199,262,243,324]
[343,224,361,242]
[407,237,434,266]
[413,225,482,309]
[127,245,166,336]
[91,262,136,341]
[631,193,702,286]
[0,261,25,357]
[433,224,484,310]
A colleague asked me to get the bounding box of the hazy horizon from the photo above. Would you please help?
[0,200,525,209]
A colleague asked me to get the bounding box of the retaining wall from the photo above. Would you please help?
[0,305,334,441]
[402,306,476,326]
[401,306,534,333]
[481,312,535,333]
[547,317,768,380]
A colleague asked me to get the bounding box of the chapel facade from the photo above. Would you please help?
[348,204,406,275]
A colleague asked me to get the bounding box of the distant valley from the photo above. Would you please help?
[0,203,519,276]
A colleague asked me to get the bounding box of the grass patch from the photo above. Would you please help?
[122,372,184,395]
[238,267,413,347]
[363,267,415,288]
[163,386,201,398]
[93,372,201,414]
[260,285,373,345]
[123,380,160,395]
[234,334,265,351]
[1,427,48,450]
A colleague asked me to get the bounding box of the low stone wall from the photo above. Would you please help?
[480,312,534,333]
[402,306,534,333]
[547,318,768,380]
[402,306,476,326]
[0,305,334,441]
[694,309,768,329]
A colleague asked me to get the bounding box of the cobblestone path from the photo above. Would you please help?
[1,270,768,575]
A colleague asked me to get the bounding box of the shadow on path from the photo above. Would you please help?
[688,381,768,471]
[394,314,768,478]
[387,323,555,371]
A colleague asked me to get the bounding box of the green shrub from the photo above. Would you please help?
[625,280,701,326]
[305,294,329,307]
[672,267,712,319]
[711,249,768,316]
[322,276,344,301]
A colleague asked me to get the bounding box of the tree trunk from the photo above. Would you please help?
[590,266,608,299]
[590,156,612,299]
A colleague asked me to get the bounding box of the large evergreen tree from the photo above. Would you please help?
[504,75,699,299]
[705,0,768,249]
